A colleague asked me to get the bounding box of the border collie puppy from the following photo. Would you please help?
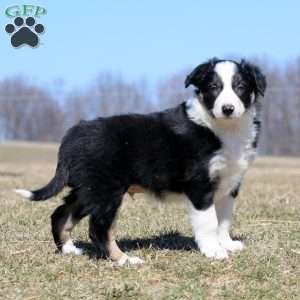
[15,58,266,264]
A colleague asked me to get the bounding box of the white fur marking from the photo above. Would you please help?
[207,108,256,255]
[187,201,228,259]
[214,61,245,118]
[117,254,144,266]
[186,97,213,129]
[208,107,256,194]
[220,238,245,252]
[215,195,245,252]
[62,240,83,255]
[14,189,33,199]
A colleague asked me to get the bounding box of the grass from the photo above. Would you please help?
[0,141,299,300]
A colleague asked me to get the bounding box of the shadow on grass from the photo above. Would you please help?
[74,231,246,259]
[119,231,198,251]
[75,231,198,259]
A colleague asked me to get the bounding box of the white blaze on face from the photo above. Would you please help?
[213,62,245,118]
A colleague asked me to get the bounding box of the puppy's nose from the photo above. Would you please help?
[222,104,235,116]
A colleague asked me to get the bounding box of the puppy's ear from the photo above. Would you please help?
[185,58,219,88]
[240,59,267,97]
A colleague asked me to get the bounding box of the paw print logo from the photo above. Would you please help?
[5,17,44,48]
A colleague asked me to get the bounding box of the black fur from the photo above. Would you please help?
[230,183,241,198]
[30,162,66,200]
[240,59,267,97]
[252,118,261,148]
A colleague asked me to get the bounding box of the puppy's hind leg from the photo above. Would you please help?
[51,191,87,255]
[107,229,144,266]
[88,191,144,265]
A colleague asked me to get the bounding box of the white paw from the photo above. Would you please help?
[198,238,229,259]
[117,254,144,266]
[220,239,245,252]
[62,240,83,255]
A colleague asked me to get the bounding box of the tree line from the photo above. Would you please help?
[0,57,299,156]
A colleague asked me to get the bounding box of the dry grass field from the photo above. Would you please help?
[0,142,299,299]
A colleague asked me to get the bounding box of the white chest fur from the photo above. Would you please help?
[186,97,258,198]
[208,114,257,197]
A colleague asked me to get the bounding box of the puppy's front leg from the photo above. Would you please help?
[187,200,228,259]
[215,194,244,252]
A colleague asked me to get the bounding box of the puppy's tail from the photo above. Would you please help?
[15,163,67,201]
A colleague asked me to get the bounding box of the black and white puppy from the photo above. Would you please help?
[15,58,266,264]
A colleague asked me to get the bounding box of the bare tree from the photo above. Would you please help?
[1,58,300,156]
[0,77,64,141]
[254,57,300,156]
[157,70,193,110]
[66,73,153,126]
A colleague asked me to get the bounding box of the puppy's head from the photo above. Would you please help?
[185,58,266,119]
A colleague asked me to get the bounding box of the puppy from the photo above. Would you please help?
[16,58,266,264]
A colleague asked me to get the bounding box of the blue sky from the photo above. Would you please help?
[0,0,299,92]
